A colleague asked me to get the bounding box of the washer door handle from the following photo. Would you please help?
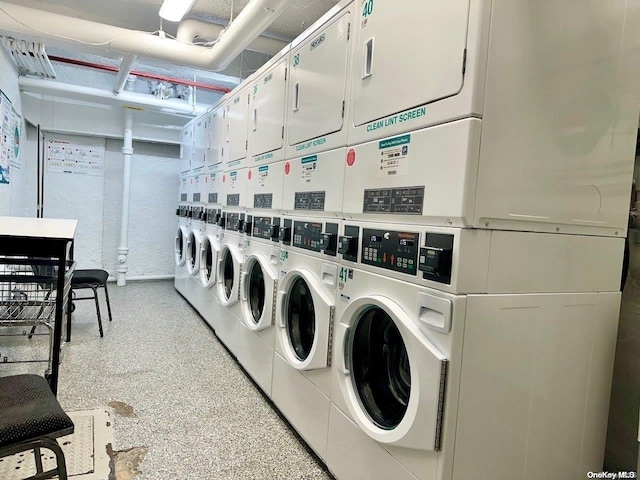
[240,271,248,301]
[216,257,223,284]
[337,322,350,375]
[277,289,287,327]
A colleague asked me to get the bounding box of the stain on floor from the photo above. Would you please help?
[108,401,136,418]
[107,444,148,480]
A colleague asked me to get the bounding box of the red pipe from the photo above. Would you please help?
[48,55,231,94]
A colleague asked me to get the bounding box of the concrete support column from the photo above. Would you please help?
[117,108,133,286]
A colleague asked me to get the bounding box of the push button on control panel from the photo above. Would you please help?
[361,228,418,275]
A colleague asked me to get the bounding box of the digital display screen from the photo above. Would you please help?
[399,238,414,247]
[370,235,381,242]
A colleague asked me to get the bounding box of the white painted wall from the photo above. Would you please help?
[41,132,105,269]
[23,125,179,279]
[101,139,179,278]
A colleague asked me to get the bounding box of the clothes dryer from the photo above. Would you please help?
[198,206,223,331]
[272,215,340,460]
[236,215,281,396]
[174,174,191,298]
[327,221,624,480]
[184,172,205,310]
[215,211,247,356]
[344,0,637,237]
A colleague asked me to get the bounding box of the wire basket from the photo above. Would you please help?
[0,257,74,325]
[0,256,75,376]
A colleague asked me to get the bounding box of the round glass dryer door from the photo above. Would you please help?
[186,231,196,273]
[221,248,234,300]
[350,306,410,430]
[241,254,278,331]
[175,227,186,266]
[247,261,266,325]
[277,268,334,371]
[286,276,316,361]
[200,236,215,287]
[217,244,241,307]
[335,294,450,451]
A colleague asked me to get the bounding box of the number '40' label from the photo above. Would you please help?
[362,0,374,17]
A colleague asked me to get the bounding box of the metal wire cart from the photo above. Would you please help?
[0,217,77,395]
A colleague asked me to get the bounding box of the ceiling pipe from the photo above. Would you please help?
[19,76,207,116]
[48,55,231,93]
[113,54,136,95]
[0,0,293,71]
[176,19,287,56]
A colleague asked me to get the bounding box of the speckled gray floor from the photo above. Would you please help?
[1,280,333,480]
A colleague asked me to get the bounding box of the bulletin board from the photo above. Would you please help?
[46,139,105,176]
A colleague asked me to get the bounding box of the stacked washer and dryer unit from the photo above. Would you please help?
[175,1,639,479]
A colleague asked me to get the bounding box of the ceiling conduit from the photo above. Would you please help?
[19,76,207,115]
[176,18,287,55]
[47,55,231,94]
[0,0,293,71]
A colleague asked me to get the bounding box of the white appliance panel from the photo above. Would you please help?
[247,161,285,212]
[207,171,224,206]
[206,104,225,168]
[191,171,205,204]
[222,169,249,209]
[453,292,620,479]
[327,406,419,480]
[178,175,189,203]
[237,322,275,396]
[192,115,206,170]
[287,11,352,150]
[249,58,287,160]
[272,353,331,460]
[179,123,193,173]
[226,86,250,167]
[351,0,469,127]
[283,148,346,215]
[343,119,480,225]
[474,0,637,237]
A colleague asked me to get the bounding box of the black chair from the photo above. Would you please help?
[0,374,74,480]
[28,268,113,341]
[67,269,113,341]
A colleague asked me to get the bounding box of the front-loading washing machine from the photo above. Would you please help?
[271,215,341,460]
[236,215,281,396]
[198,206,223,331]
[327,220,624,480]
[174,187,191,298]
[174,172,191,295]
[215,210,247,356]
[184,203,204,310]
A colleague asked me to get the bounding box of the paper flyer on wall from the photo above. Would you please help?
[47,139,105,176]
[0,92,11,184]
[9,107,21,170]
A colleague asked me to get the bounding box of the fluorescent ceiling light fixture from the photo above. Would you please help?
[2,37,56,78]
[159,0,197,22]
